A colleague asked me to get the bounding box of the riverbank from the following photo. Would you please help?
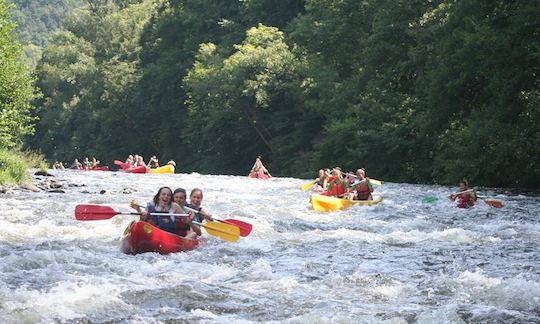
[0,149,48,189]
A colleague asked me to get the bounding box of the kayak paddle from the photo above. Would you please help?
[301,179,317,192]
[75,204,188,221]
[422,196,438,203]
[75,204,241,242]
[193,221,240,242]
[478,196,503,208]
[180,205,253,237]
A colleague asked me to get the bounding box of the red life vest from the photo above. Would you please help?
[328,179,346,196]
[456,192,475,208]
[355,180,372,200]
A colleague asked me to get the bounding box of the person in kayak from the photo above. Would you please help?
[148,155,159,168]
[90,157,101,169]
[71,158,82,170]
[249,155,271,178]
[313,169,330,192]
[449,179,477,208]
[326,168,348,197]
[349,168,374,200]
[83,157,92,170]
[186,188,214,223]
[136,186,200,239]
[172,187,202,238]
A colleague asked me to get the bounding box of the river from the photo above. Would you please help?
[0,170,538,323]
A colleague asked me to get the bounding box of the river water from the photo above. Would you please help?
[0,170,538,323]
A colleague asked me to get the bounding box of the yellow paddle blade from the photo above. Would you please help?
[202,221,240,242]
[301,179,317,192]
[370,178,382,186]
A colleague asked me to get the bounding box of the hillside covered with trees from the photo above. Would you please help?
[21,0,540,188]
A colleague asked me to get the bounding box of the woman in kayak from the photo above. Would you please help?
[172,187,202,238]
[249,156,272,178]
[186,188,214,223]
[449,179,477,208]
[350,168,374,200]
[137,186,200,239]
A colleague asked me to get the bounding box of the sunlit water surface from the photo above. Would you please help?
[0,170,538,323]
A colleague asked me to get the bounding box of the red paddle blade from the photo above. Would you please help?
[114,160,124,166]
[75,204,120,221]
[221,219,252,237]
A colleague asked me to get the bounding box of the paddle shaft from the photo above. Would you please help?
[182,205,252,236]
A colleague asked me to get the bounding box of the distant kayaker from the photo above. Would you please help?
[249,156,272,179]
[83,157,92,170]
[71,158,82,170]
[148,155,159,168]
[91,157,100,169]
[52,161,65,170]
[186,188,214,223]
[137,186,199,239]
[349,168,373,201]
[134,155,146,167]
[449,179,476,208]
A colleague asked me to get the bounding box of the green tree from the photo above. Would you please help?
[0,0,40,149]
[184,24,312,174]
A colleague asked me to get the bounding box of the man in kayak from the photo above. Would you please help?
[135,187,200,239]
[449,179,477,208]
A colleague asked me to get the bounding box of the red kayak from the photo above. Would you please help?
[121,221,199,255]
[248,170,271,180]
[90,166,109,171]
[121,165,149,173]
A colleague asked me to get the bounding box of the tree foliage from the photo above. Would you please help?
[24,0,540,188]
[0,0,40,149]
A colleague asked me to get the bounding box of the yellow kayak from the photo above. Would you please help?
[149,164,175,174]
[310,194,383,212]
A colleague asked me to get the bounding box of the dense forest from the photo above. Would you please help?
[7,0,538,188]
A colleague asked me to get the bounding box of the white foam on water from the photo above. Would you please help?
[0,279,128,322]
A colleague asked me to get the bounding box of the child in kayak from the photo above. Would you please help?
[449,179,477,208]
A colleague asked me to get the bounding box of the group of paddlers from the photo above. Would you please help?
[69,157,104,170]
[313,167,375,201]
[118,154,176,171]
[131,186,211,239]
